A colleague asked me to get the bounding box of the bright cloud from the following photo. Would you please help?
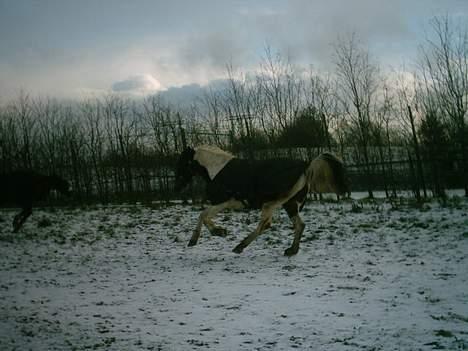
[111,74,163,95]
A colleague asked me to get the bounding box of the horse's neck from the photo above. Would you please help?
[193,163,212,182]
[194,148,234,180]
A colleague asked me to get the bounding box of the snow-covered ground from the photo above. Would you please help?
[0,196,467,350]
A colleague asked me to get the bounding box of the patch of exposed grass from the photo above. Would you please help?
[431,313,468,323]
[355,222,375,229]
[435,329,454,338]
[97,224,116,237]
[37,217,53,228]
[438,195,464,209]
[0,233,15,243]
[303,233,320,242]
[350,202,363,213]
[411,221,430,229]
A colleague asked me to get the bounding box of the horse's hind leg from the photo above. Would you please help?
[282,188,307,256]
[12,207,32,233]
[232,203,277,254]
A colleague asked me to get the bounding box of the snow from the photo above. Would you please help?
[0,197,467,350]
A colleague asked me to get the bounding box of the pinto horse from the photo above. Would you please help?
[0,170,71,232]
[175,146,349,256]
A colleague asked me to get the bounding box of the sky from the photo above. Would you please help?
[0,0,467,101]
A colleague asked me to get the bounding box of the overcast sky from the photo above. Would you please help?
[0,0,467,100]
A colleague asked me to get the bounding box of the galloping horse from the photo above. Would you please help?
[175,146,349,256]
[0,170,71,232]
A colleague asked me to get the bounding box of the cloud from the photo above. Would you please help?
[1,0,466,100]
[112,74,163,94]
[157,79,232,106]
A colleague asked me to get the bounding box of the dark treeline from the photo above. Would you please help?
[1,17,467,202]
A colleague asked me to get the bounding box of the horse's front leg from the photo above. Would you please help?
[188,199,244,247]
[283,188,307,256]
[188,211,206,246]
[12,213,21,232]
[188,206,222,246]
[284,214,305,256]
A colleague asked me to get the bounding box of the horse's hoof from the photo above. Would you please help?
[232,245,244,254]
[211,227,227,237]
[188,240,198,247]
[284,247,299,256]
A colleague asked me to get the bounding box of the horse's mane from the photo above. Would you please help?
[193,145,235,180]
[318,152,344,165]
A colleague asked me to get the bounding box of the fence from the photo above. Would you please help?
[38,146,466,204]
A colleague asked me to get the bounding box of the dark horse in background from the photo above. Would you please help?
[0,170,70,232]
[175,145,349,256]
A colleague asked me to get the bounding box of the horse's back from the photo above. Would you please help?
[208,158,308,208]
[251,158,308,194]
[0,170,46,207]
[0,173,18,204]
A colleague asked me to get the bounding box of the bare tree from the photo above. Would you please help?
[34,98,64,173]
[372,82,397,198]
[306,70,339,151]
[10,92,36,170]
[419,16,468,196]
[80,98,109,200]
[103,95,138,194]
[257,47,305,141]
[334,33,379,198]
[196,85,228,147]
[394,70,428,199]
[0,105,20,172]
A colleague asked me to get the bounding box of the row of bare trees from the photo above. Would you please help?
[0,94,190,201]
[0,16,466,202]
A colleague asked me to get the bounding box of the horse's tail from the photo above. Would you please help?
[305,152,350,196]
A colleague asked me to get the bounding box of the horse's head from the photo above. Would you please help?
[342,176,352,198]
[309,152,351,198]
[175,145,234,191]
[49,175,71,197]
[174,147,197,192]
[333,165,351,198]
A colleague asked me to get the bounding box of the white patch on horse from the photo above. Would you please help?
[194,145,235,180]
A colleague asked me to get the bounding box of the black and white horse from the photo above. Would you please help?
[175,146,349,256]
[0,170,71,232]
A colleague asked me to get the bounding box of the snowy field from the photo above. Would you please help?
[0,196,467,350]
